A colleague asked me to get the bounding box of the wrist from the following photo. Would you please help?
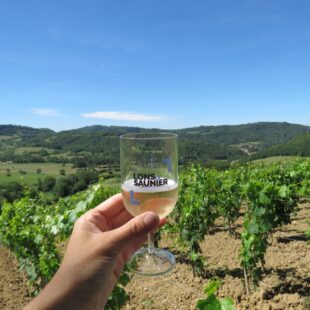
[24,267,84,310]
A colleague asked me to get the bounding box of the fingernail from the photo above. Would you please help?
[143,212,159,228]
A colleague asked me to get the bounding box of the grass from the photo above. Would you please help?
[252,156,310,164]
[14,147,45,155]
[0,163,77,185]
[0,136,13,141]
[0,173,43,185]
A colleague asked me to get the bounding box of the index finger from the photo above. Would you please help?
[93,193,125,218]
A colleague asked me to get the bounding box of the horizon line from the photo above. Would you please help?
[0,121,309,133]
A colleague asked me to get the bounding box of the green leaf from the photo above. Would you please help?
[219,298,235,310]
[196,295,221,310]
[196,299,209,310]
[118,272,130,286]
[247,223,259,234]
[204,279,221,297]
[51,225,59,235]
[279,185,288,198]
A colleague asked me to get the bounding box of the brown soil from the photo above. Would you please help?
[124,202,310,310]
[0,246,31,309]
[0,203,309,310]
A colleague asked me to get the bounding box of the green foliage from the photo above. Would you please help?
[171,160,309,290]
[254,132,310,158]
[228,162,307,290]
[171,165,242,275]
[59,168,66,175]
[38,169,99,198]
[172,165,222,275]
[40,176,56,192]
[216,168,242,231]
[0,183,130,309]
[0,197,60,293]
[0,181,25,205]
[240,178,298,287]
[196,279,235,310]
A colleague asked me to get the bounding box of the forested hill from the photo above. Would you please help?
[253,132,310,159]
[0,125,54,139]
[0,122,309,166]
[1,121,308,146]
[174,122,309,146]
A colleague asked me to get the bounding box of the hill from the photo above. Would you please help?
[0,125,54,136]
[253,132,310,159]
[0,125,55,148]
[174,122,309,146]
[0,122,309,167]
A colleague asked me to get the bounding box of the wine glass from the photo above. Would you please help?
[120,132,178,276]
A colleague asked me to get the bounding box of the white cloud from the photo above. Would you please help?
[32,108,59,116]
[81,111,169,122]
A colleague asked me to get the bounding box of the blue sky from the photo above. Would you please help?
[0,0,310,131]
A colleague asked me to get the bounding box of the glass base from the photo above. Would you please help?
[127,247,175,276]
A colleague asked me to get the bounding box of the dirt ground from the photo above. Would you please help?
[0,246,31,310]
[0,203,309,310]
[124,202,310,310]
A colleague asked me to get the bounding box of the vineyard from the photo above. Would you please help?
[0,160,309,309]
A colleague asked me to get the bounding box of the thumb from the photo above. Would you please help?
[110,212,160,248]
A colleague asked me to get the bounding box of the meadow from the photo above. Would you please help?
[0,162,77,185]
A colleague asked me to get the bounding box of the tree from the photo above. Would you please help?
[53,178,71,197]
[59,169,66,176]
[0,182,24,203]
[72,180,87,192]
[41,176,56,192]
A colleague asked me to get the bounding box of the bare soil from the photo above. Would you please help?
[0,203,309,310]
[0,246,31,309]
[124,202,310,310]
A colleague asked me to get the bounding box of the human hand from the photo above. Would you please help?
[25,193,163,310]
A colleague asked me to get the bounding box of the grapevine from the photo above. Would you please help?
[172,165,222,275]
[0,183,130,309]
[171,160,309,292]
[240,179,298,292]
[0,159,309,307]
[196,278,235,310]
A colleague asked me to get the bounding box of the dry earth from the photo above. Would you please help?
[124,202,310,310]
[0,246,31,309]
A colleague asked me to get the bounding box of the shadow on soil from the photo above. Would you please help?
[174,252,310,298]
[262,268,310,299]
[276,234,308,243]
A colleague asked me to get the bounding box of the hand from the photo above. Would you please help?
[24,193,163,310]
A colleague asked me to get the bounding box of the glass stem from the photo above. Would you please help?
[147,231,155,254]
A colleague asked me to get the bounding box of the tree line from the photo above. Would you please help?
[0,169,99,208]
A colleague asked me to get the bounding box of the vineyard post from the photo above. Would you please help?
[243,268,250,295]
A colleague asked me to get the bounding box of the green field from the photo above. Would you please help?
[0,163,77,185]
[0,136,12,141]
[13,147,45,155]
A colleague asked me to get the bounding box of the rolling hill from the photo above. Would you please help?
[0,122,309,166]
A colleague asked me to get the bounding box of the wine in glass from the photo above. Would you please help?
[120,132,178,276]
